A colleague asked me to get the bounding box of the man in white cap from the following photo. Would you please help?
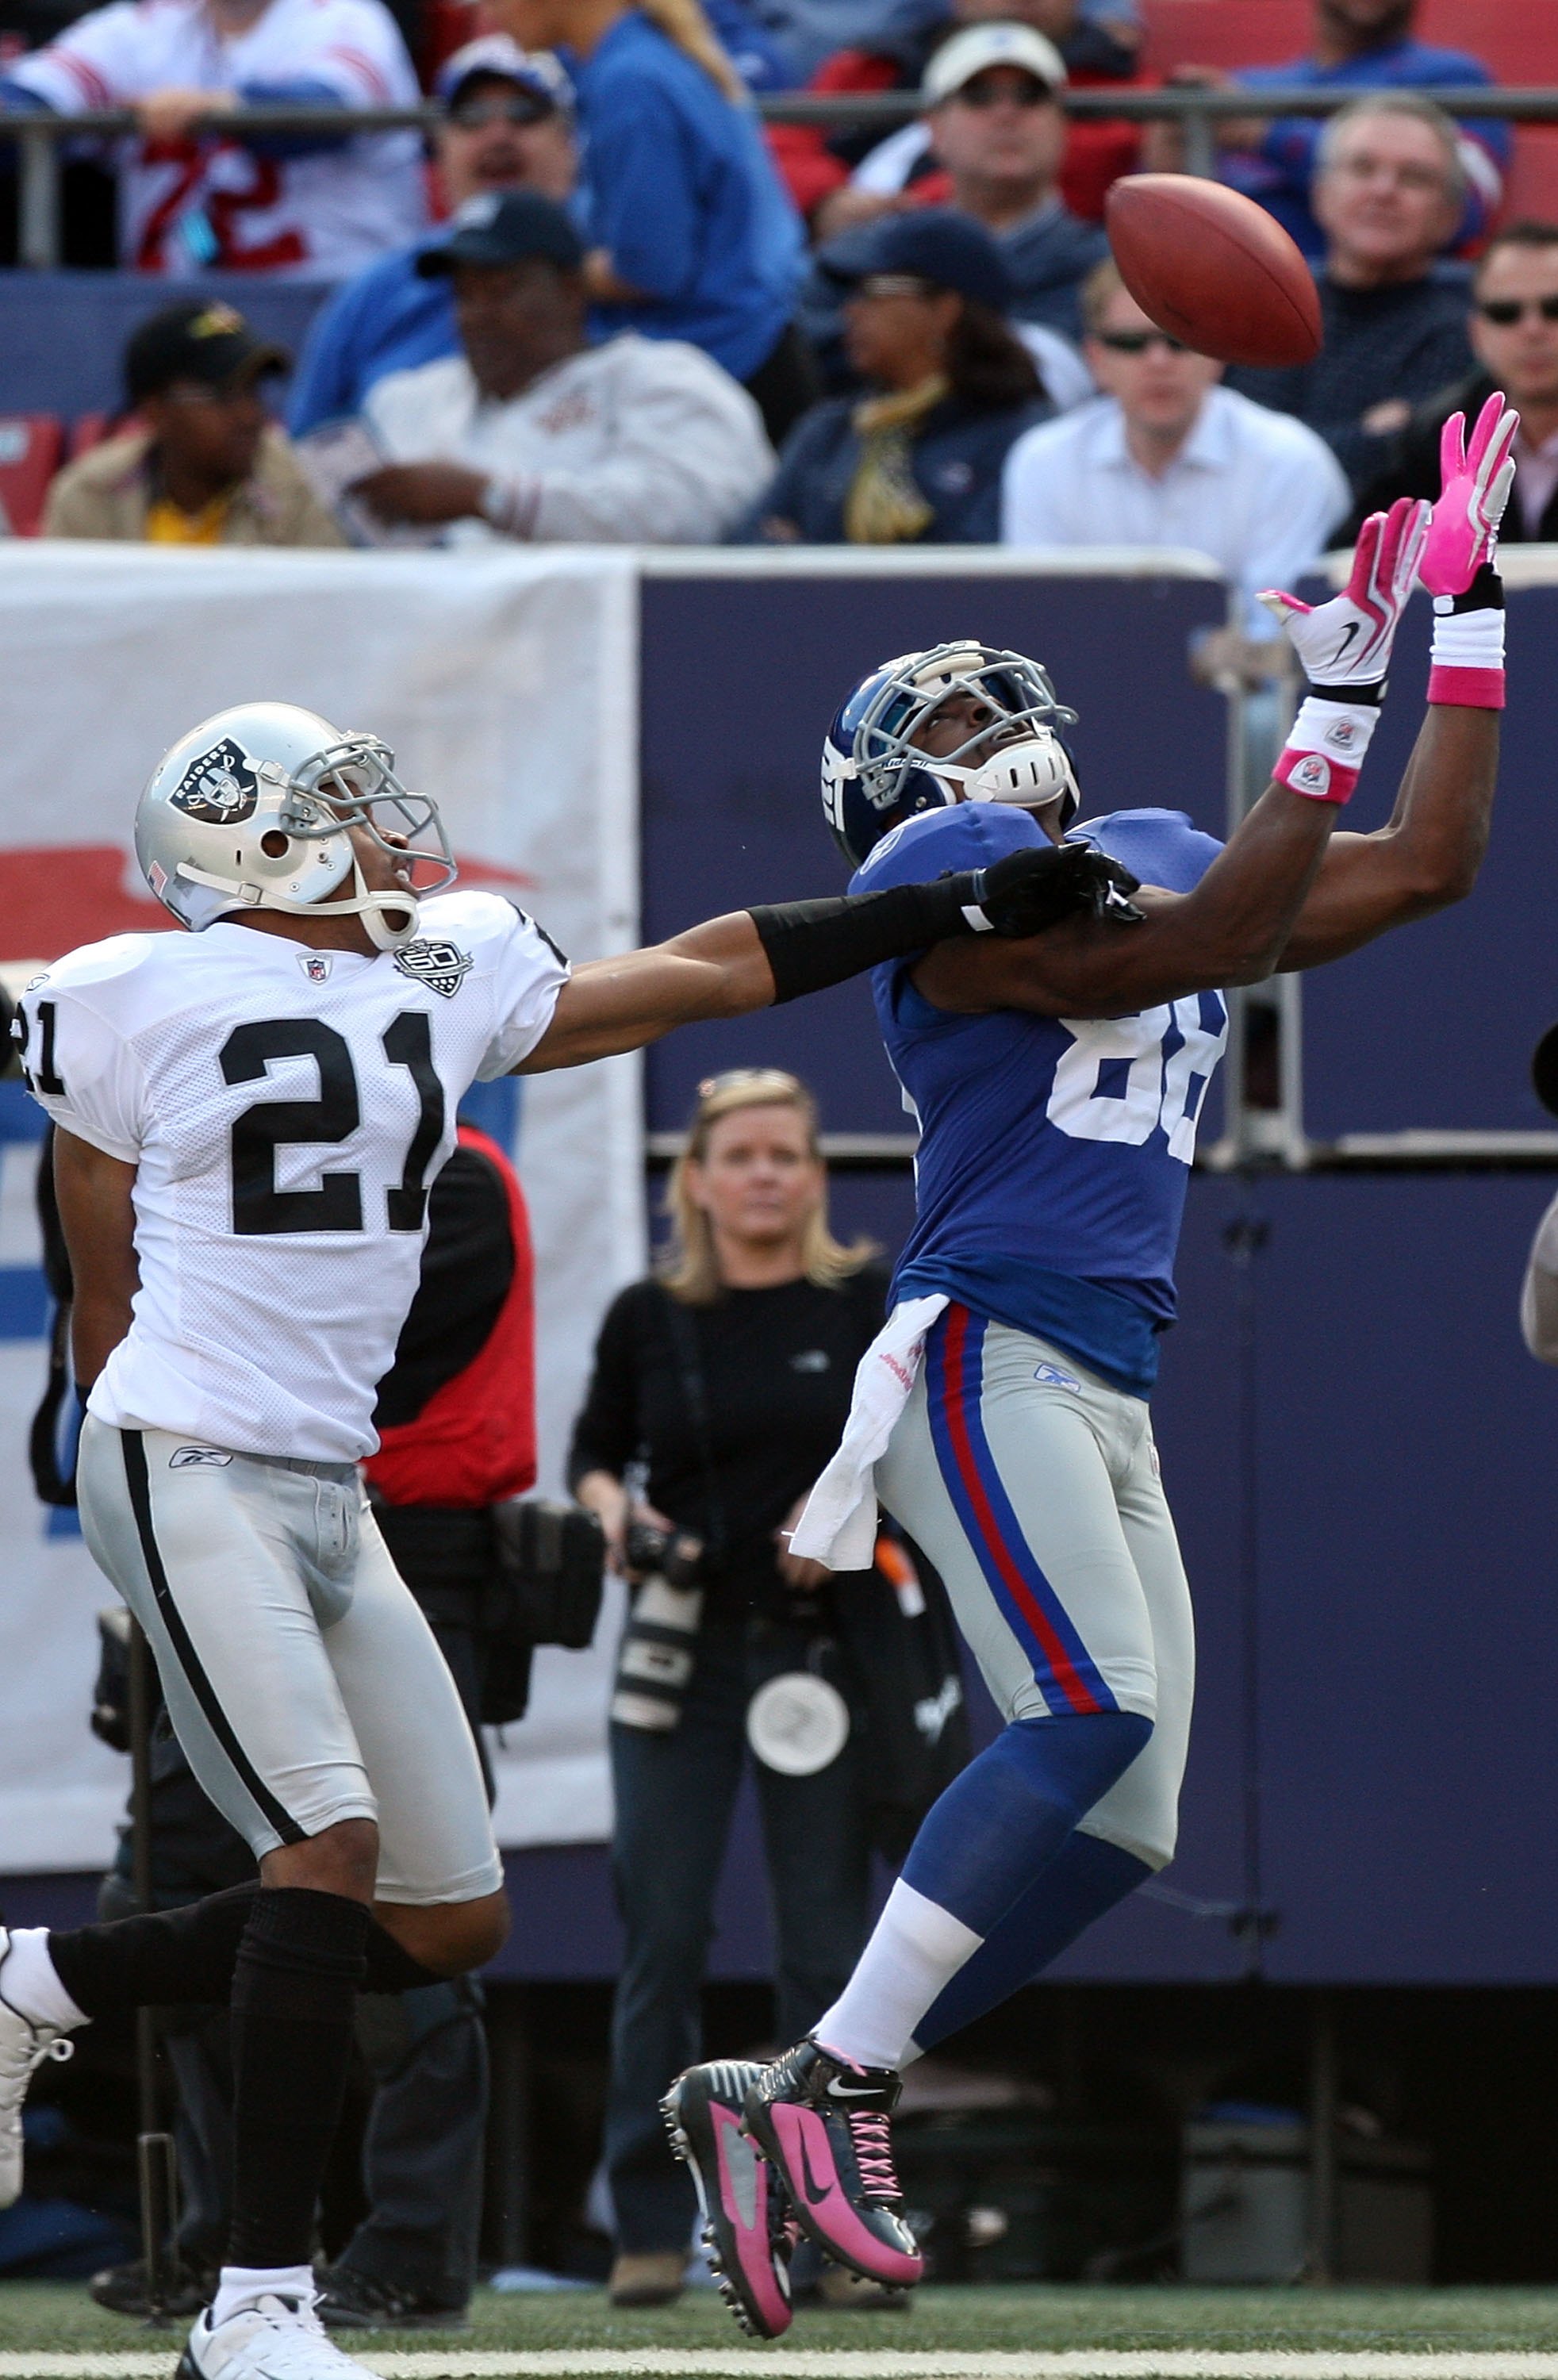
[812,21,1107,344]
[288,36,576,435]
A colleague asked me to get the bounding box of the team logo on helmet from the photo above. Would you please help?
[167,738,261,827]
[393,937,471,998]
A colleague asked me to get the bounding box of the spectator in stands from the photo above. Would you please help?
[1227,94,1475,496]
[746,210,1049,543]
[764,0,1135,84]
[773,0,1143,232]
[1349,222,1558,543]
[1003,259,1349,634]
[486,0,811,444]
[1172,0,1506,260]
[289,38,575,437]
[0,0,424,276]
[345,191,773,543]
[44,298,343,545]
[809,24,1105,343]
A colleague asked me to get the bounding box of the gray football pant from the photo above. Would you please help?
[876,1316,1194,1871]
[77,1418,501,1902]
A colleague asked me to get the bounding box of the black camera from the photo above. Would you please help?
[624,1519,703,1588]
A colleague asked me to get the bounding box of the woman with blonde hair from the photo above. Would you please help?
[488,0,815,440]
[570,1070,894,2308]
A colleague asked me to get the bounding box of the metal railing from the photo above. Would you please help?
[0,80,1553,269]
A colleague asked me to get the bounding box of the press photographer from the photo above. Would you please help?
[570,1069,966,2311]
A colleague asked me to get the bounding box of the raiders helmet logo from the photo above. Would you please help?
[169,738,261,827]
[393,937,472,998]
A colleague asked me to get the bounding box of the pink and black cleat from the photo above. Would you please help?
[662,2060,795,2338]
[741,2039,923,2288]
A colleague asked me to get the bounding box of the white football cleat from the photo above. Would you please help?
[0,1929,75,2209]
[176,2293,375,2380]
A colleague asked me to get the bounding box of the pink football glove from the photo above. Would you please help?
[1258,495,1430,689]
[1418,390,1518,597]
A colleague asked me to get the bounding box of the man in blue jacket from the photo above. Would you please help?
[1174,0,1507,259]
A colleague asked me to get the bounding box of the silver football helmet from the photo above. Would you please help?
[134,701,456,951]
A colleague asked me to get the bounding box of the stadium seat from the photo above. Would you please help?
[1141,0,1558,83]
[0,415,63,538]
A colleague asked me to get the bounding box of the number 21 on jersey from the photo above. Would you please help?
[1046,995,1228,1164]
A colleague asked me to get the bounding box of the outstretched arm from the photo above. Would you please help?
[1276,701,1497,969]
[1281,394,1517,970]
[514,845,1138,1073]
[911,777,1341,1018]
[516,912,777,1073]
[913,499,1431,1022]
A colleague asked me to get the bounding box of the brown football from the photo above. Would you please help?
[1104,174,1322,370]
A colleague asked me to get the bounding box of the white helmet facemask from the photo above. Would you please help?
[931,724,1080,816]
[136,703,456,951]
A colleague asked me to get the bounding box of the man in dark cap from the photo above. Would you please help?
[345,190,773,544]
[44,299,343,547]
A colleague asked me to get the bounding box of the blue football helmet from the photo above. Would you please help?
[821,640,1080,868]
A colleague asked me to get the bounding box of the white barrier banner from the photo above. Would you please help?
[0,543,643,1872]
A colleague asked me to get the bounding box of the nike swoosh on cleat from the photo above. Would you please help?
[826,2081,881,2100]
[796,2131,839,2209]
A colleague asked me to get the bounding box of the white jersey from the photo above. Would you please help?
[8,0,426,276]
[19,891,566,1462]
[363,337,775,547]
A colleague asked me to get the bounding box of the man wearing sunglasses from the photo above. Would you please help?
[288,36,577,437]
[1349,221,1558,543]
[1002,255,1349,633]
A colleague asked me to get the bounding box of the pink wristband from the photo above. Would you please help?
[1427,664,1505,709]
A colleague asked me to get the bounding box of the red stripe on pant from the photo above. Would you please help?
[938,1304,1104,1718]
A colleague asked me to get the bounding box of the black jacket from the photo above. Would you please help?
[1226,267,1474,494]
[1345,367,1558,543]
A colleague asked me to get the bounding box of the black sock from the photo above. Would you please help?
[47,1882,441,2018]
[227,1887,370,2271]
[48,1883,260,2017]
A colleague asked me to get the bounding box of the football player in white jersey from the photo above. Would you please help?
[0,0,424,276]
[0,698,1129,2380]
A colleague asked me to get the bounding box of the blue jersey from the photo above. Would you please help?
[851,801,1227,1397]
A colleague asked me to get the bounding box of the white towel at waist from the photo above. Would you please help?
[788,1294,950,1570]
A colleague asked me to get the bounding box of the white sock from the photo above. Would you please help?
[0,1929,87,2031]
[212,2265,316,2328]
[813,1880,981,2072]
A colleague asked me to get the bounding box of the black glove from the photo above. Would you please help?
[750,844,1142,1004]
[973,842,1144,937]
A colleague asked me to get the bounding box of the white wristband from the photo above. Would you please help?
[1429,601,1506,670]
[1428,593,1505,707]
[1272,695,1380,804]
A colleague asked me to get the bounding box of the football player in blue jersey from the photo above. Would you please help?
[666,397,1518,2330]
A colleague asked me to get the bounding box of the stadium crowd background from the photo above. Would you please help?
[6,0,1558,2323]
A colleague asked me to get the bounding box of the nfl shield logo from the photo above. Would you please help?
[300,953,331,984]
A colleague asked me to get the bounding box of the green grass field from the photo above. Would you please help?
[6,2282,1558,2363]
